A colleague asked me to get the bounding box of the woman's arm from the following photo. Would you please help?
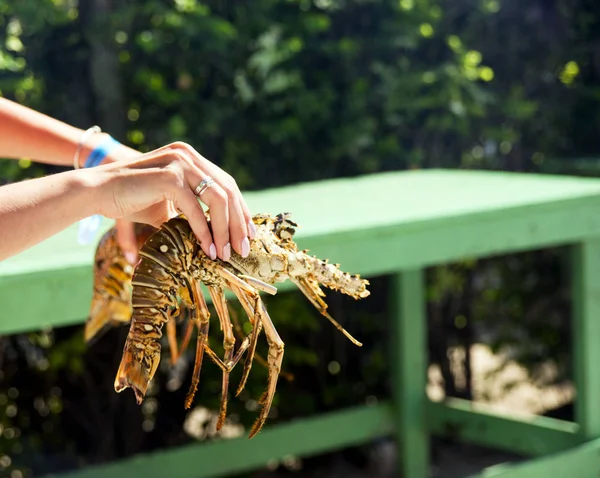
[0,98,148,262]
[0,100,254,262]
[0,97,138,167]
[0,142,254,263]
[0,169,100,261]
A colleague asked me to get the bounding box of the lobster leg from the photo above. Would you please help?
[166,317,179,365]
[210,265,265,395]
[230,305,294,382]
[222,280,264,396]
[238,275,278,295]
[291,277,362,347]
[207,285,235,430]
[184,280,212,409]
[177,318,195,361]
[210,276,284,437]
[248,297,284,438]
[203,332,251,372]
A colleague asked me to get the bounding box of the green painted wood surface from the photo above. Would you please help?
[427,398,580,456]
[4,169,600,335]
[571,240,600,438]
[48,403,394,478]
[472,437,600,478]
[390,270,429,477]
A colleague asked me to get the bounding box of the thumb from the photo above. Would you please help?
[115,219,139,265]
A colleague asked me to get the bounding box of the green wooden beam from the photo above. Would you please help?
[6,170,600,335]
[390,270,429,478]
[46,403,394,478]
[0,266,96,335]
[571,240,600,438]
[0,266,297,336]
[427,398,580,456]
[472,437,600,478]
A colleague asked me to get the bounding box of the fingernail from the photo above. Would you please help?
[209,243,217,260]
[241,237,250,258]
[247,220,257,240]
[125,252,138,265]
[222,243,231,261]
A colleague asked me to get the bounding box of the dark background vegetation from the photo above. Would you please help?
[0,0,599,476]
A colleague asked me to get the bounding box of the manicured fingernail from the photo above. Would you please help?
[241,237,250,258]
[125,252,138,265]
[247,220,257,240]
[209,243,217,260]
[223,243,231,261]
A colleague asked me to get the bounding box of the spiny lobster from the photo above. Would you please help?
[87,212,370,438]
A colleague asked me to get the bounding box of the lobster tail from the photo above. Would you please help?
[85,298,132,343]
[85,223,157,343]
[112,217,196,404]
[114,345,152,404]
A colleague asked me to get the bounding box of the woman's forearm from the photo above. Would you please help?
[0,169,100,260]
[0,98,137,167]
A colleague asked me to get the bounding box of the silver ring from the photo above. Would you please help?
[194,176,215,197]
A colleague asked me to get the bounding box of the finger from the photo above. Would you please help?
[227,196,249,257]
[222,178,253,242]
[170,186,216,260]
[203,175,249,258]
[115,219,139,264]
[167,147,231,261]
[195,182,231,261]
[167,202,179,220]
[177,144,253,245]
[215,176,253,242]
[237,194,255,240]
[162,151,225,260]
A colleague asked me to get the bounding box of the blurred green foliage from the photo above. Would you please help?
[0,0,599,476]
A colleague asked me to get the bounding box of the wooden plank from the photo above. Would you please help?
[390,270,429,478]
[6,169,600,278]
[45,403,394,478]
[4,171,600,334]
[427,398,580,456]
[4,196,600,336]
[471,437,600,478]
[571,240,600,438]
[0,264,297,336]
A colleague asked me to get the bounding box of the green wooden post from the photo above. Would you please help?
[572,239,600,439]
[390,269,429,478]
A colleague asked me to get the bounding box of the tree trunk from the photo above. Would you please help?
[82,0,127,142]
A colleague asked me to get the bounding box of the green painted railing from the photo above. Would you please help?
[3,169,600,477]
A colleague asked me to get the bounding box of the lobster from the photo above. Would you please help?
[85,221,297,378]
[92,212,370,438]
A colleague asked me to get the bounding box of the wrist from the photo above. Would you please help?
[102,142,142,164]
[77,132,115,168]
[67,168,108,219]
[78,162,133,218]
[76,132,140,168]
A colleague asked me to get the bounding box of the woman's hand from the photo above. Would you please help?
[94,136,148,264]
[0,99,250,262]
[91,141,255,262]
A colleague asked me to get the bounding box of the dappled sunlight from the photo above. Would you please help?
[428,344,574,417]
